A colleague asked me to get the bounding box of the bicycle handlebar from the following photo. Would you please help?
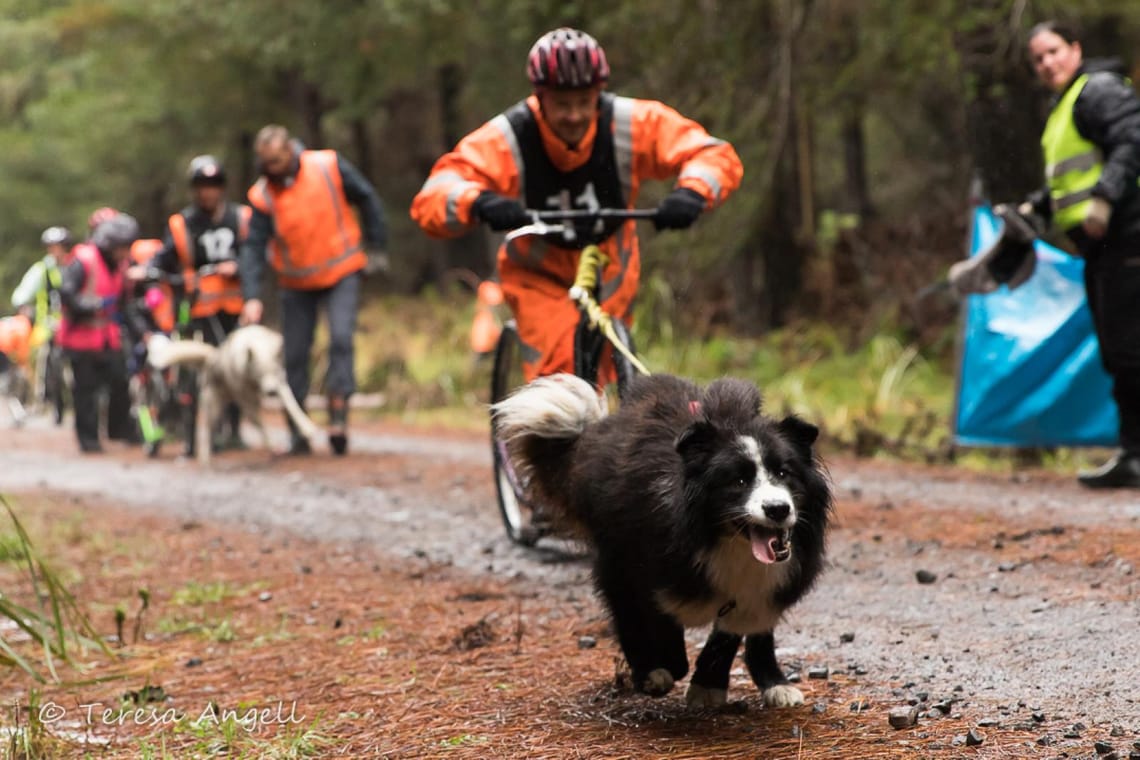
[505,208,656,244]
[137,263,227,287]
[528,208,658,222]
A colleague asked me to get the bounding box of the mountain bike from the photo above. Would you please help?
[490,208,655,546]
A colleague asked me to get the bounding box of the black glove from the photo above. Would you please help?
[472,192,529,232]
[654,187,706,230]
[984,205,1037,284]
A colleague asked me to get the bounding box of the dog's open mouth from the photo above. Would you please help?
[746,525,792,565]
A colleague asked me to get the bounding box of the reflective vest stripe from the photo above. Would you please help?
[277,244,364,279]
[311,152,354,257]
[1054,186,1095,211]
[1046,151,1100,179]
[612,96,635,205]
[490,114,526,199]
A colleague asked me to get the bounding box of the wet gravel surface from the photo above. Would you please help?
[3,415,1139,746]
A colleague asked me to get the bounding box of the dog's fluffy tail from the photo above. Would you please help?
[146,336,216,370]
[266,374,321,442]
[491,373,606,521]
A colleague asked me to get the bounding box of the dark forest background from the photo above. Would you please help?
[2,0,1138,337]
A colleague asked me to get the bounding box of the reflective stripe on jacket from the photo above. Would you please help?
[1042,74,1103,231]
[169,205,249,317]
[34,259,63,328]
[247,150,365,290]
[57,245,123,352]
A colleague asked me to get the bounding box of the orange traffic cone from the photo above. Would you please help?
[470,280,504,355]
[0,314,33,368]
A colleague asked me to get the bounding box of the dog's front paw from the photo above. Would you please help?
[640,668,675,697]
[686,683,727,709]
[762,684,804,708]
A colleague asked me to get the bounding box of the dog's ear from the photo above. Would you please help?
[701,378,762,423]
[777,414,819,458]
[675,419,719,461]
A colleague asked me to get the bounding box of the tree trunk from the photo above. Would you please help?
[350,117,373,183]
[438,63,463,150]
[281,70,326,149]
[955,2,1045,201]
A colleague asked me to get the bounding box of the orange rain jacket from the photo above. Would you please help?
[411,93,742,382]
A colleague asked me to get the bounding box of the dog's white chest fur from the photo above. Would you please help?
[657,538,793,635]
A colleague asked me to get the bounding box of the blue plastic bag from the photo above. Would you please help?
[954,204,1118,447]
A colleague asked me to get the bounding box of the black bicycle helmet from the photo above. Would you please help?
[40,226,73,247]
[91,213,140,251]
[187,154,226,185]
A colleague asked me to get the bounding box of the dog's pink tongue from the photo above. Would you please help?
[750,534,779,564]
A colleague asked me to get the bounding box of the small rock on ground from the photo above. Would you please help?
[889,705,919,729]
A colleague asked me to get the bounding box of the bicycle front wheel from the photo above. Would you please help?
[45,345,67,425]
[489,322,543,546]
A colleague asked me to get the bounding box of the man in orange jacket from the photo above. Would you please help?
[239,125,388,456]
[411,27,742,384]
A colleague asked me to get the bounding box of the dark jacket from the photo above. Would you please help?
[1028,58,1140,254]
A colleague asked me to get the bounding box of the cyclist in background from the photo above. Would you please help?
[12,227,73,423]
[155,155,250,452]
[11,226,71,330]
[411,27,743,384]
[57,213,141,453]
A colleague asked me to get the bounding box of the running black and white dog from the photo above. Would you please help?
[492,373,832,708]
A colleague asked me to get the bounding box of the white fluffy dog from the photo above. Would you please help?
[147,325,320,464]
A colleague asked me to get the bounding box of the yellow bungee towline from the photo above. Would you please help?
[568,245,651,377]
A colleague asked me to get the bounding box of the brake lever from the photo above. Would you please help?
[504,221,567,243]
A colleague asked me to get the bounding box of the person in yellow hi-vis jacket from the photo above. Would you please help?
[953,21,1140,487]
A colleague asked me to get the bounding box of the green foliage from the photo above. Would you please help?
[171,580,241,607]
[1,0,1139,335]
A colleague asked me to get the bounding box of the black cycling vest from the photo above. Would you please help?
[178,203,243,270]
[504,93,627,246]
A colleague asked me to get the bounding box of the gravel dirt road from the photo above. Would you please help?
[1,413,1138,758]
